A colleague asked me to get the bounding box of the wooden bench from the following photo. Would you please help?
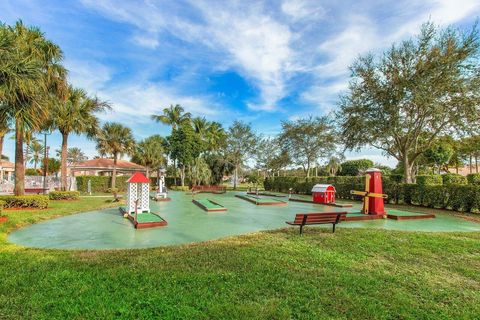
[24,188,49,195]
[286,212,347,234]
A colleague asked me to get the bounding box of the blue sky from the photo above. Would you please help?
[1,0,479,167]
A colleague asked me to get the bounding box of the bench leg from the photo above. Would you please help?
[300,225,304,235]
[332,223,336,233]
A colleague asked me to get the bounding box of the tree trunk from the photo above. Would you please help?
[403,155,413,184]
[469,155,473,174]
[233,166,238,190]
[14,119,25,196]
[60,132,68,191]
[476,155,478,173]
[0,135,4,158]
[180,165,185,187]
[173,158,177,186]
[111,154,117,189]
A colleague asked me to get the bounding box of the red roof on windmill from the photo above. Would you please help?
[127,172,150,183]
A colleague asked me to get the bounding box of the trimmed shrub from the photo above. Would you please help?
[442,174,467,185]
[76,176,130,193]
[467,173,480,185]
[416,175,442,185]
[49,191,80,200]
[0,195,49,209]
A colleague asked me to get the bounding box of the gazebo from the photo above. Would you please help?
[120,172,167,229]
[126,172,151,214]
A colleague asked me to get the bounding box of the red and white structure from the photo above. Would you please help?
[126,172,151,214]
[312,184,336,204]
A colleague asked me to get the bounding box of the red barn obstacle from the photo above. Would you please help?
[312,184,336,204]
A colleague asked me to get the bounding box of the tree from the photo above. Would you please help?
[151,104,191,184]
[337,23,480,183]
[95,123,135,191]
[205,153,235,185]
[0,21,66,195]
[167,125,202,186]
[0,118,10,159]
[338,159,374,176]
[255,137,279,178]
[41,158,61,176]
[131,135,166,178]
[269,150,291,177]
[226,121,258,189]
[66,147,87,166]
[29,139,43,169]
[279,116,336,177]
[423,142,454,174]
[50,86,110,190]
[326,156,343,176]
[189,157,211,186]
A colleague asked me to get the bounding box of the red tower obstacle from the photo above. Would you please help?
[350,168,387,216]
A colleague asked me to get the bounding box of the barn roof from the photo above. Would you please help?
[127,172,150,183]
[311,184,335,192]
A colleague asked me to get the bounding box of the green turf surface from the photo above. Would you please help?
[134,212,164,223]
[244,194,286,203]
[8,192,480,250]
[195,198,224,209]
[1,196,480,318]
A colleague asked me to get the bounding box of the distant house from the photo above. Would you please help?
[448,165,479,176]
[0,160,14,182]
[69,158,146,177]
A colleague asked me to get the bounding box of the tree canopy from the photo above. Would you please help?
[337,22,480,182]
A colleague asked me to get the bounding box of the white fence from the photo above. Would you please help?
[0,176,77,194]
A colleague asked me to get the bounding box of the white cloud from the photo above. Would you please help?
[96,82,221,124]
[281,0,326,21]
[65,59,111,94]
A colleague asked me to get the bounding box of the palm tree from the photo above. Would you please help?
[50,85,110,190]
[29,140,43,169]
[205,121,227,153]
[0,119,10,159]
[151,104,191,130]
[67,147,87,166]
[326,157,342,176]
[131,135,166,178]
[151,104,191,184]
[0,21,66,195]
[95,122,135,193]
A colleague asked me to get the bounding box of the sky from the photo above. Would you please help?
[1,0,479,167]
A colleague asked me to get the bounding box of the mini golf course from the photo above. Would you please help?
[193,198,227,212]
[235,194,288,205]
[7,191,480,250]
[119,206,168,229]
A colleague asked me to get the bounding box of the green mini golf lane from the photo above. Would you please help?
[194,199,225,210]
[8,191,480,250]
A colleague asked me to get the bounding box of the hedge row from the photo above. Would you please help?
[264,176,480,213]
[49,191,80,200]
[76,176,130,193]
[76,175,192,192]
[0,200,5,215]
[0,195,49,209]
[467,173,480,185]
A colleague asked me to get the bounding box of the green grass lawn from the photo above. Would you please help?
[0,199,479,319]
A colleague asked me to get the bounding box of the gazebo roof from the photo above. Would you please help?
[127,172,150,184]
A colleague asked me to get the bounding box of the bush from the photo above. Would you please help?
[416,175,442,185]
[0,195,49,209]
[338,159,374,176]
[467,173,480,185]
[265,175,480,213]
[76,176,131,193]
[25,168,40,176]
[442,174,467,185]
[49,191,80,200]
[0,200,5,215]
